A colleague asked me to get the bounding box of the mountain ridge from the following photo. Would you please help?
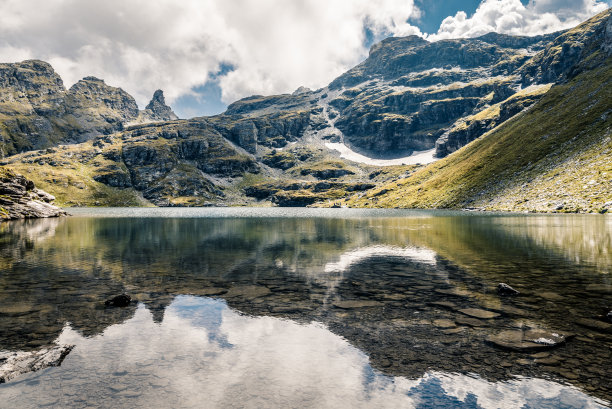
[0,9,610,211]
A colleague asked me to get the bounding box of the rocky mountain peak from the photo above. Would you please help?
[67,76,139,118]
[368,35,428,57]
[144,89,178,121]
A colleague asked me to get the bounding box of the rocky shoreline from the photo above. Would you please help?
[0,168,67,220]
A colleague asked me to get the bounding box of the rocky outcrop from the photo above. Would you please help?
[210,108,314,153]
[0,344,74,383]
[134,89,179,123]
[324,30,558,157]
[63,76,140,142]
[0,168,66,220]
[434,84,551,157]
[520,9,612,85]
[0,61,180,156]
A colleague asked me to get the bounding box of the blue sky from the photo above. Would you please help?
[1,0,610,118]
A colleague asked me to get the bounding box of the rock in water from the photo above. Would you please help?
[486,328,571,352]
[497,283,520,296]
[607,311,612,323]
[105,294,132,307]
[0,344,74,383]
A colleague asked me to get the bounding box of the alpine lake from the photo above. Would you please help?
[0,208,610,408]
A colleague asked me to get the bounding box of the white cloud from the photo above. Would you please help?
[0,0,608,116]
[0,0,421,110]
[431,0,609,40]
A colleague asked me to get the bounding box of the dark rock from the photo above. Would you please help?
[607,311,612,323]
[497,283,520,296]
[105,294,132,307]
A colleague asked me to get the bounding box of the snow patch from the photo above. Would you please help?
[326,142,438,166]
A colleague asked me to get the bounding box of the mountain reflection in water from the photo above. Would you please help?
[0,208,610,408]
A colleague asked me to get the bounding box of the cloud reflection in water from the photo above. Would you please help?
[0,296,606,409]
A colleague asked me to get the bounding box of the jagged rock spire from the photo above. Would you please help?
[145,89,178,121]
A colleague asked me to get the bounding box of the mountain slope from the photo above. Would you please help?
[0,61,177,156]
[344,57,612,213]
[0,10,610,210]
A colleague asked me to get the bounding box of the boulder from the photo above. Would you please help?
[486,328,571,352]
[497,283,520,296]
[105,294,132,307]
[0,344,74,383]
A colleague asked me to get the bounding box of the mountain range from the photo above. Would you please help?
[0,8,610,212]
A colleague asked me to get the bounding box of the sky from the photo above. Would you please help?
[0,0,610,118]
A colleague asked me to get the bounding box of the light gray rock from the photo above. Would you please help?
[0,344,74,383]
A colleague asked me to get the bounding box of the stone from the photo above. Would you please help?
[0,344,74,383]
[607,311,612,324]
[224,285,271,299]
[575,318,612,333]
[540,292,564,301]
[455,316,487,327]
[332,300,383,309]
[105,294,132,307]
[497,283,520,296]
[486,328,571,352]
[442,327,464,335]
[433,319,457,329]
[458,308,500,319]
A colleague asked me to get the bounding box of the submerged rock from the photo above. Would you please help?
[332,300,383,309]
[487,328,571,352]
[105,294,132,307]
[0,344,74,383]
[497,283,520,296]
[574,317,612,333]
[607,311,612,323]
[458,308,500,319]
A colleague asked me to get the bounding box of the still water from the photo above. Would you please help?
[0,208,610,408]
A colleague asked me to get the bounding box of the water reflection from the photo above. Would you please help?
[1,296,607,409]
[0,209,611,406]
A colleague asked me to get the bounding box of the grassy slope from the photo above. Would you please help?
[3,142,151,207]
[345,59,612,213]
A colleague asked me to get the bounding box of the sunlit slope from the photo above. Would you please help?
[346,60,612,213]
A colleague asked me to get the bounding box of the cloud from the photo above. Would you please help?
[0,0,421,111]
[431,0,609,40]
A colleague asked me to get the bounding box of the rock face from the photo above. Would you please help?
[323,31,561,156]
[135,89,179,123]
[63,76,140,141]
[0,62,178,156]
[434,84,551,157]
[0,168,66,220]
[0,344,74,383]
